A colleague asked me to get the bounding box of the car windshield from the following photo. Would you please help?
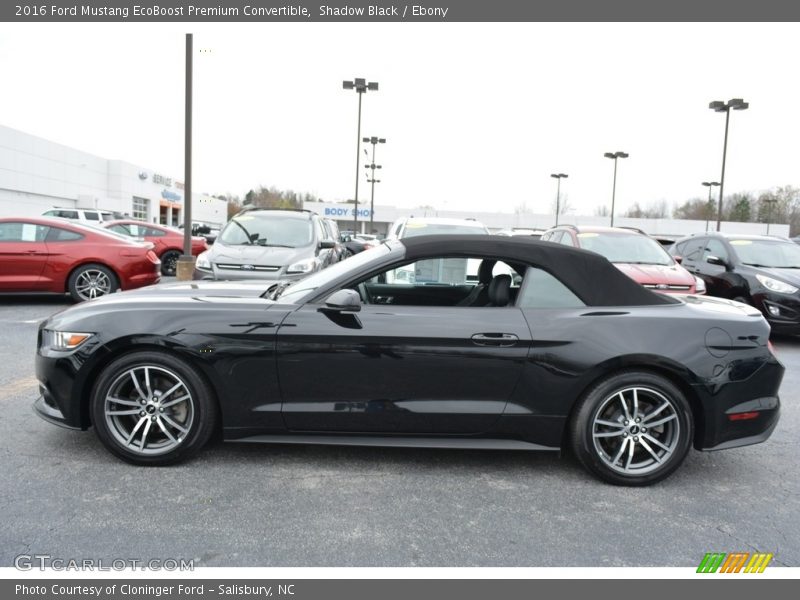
[402,223,488,237]
[219,214,313,247]
[577,232,673,266]
[277,242,400,303]
[731,239,800,268]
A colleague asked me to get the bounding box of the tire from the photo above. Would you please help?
[68,263,119,302]
[569,370,693,486]
[90,351,218,466]
[160,250,181,277]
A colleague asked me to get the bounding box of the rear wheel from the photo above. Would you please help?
[90,351,217,465]
[570,371,693,486]
[160,250,181,276]
[68,264,118,302]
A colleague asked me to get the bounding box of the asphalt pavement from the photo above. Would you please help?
[0,292,798,567]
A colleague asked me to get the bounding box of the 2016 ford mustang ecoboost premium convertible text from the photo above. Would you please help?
[33,235,783,485]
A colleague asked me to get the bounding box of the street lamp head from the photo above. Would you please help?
[616,152,629,159]
[342,80,354,90]
[709,100,726,112]
[730,98,749,111]
[378,138,386,144]
[550,173,568,179]
[702,181,720,187]
[603,152,616,159]
[368,81,379,91]
[363,137,370,143]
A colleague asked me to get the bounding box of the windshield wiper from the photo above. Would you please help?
[267,282,292,300]
[230,220,254,244]
[256,242,295,248]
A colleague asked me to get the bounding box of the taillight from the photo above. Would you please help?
[728,412,760,422]
[146,250,159,263]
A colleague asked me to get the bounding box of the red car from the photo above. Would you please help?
[540,225,704,294]
[103,220,208,276]
[0,217,161,302]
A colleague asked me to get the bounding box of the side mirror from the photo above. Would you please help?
[321,289,362,312]
[706,255,728,268]
[319,240,335,249]
[673,255,683,264]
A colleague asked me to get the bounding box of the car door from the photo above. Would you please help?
[276,258,532,435]
[0,221,50,291]
[696,238,734,297]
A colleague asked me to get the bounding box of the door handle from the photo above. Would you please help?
[471,333,519,347]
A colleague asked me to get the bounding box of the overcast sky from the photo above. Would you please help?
[1,22,799,216]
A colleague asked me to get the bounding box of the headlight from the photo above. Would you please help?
[755,274,798,294]
[286,258,318,274]
[195,251,212,270]
[693,276,706,294]
[42,330,93,351]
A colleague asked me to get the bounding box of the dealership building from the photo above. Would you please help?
[0,124,226,227]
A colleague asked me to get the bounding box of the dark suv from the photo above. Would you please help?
[193,209,336,281]
[670,233,800,334]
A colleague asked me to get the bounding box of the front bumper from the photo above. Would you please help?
[33,393,81,430]
[193,267,306,282]
[753,291,800,334]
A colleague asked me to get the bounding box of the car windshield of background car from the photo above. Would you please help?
[731,240,800,268]
[577,233,673,266]
[219,215,313,247]
[402,223,488,237]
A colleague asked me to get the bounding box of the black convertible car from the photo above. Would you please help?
[34,236,783,485]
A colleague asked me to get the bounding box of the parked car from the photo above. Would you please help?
[42,207,125,222]
[322,219,346,263]
[0,217,160,301]
[670,233,800,335]
[541,225,704,294]
[188,223,220,245]
[387,216,489,240]
[193,208,335,281]
[103,220,208,276]
[34,235,782,485]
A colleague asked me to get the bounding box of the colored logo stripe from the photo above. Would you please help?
[697,553,726,573]
[697,552,773,573]
[744,553,773,573]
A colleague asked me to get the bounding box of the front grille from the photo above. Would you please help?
[215,263,280,272]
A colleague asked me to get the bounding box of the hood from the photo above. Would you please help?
[614,262,695,287]
[208,242,308,267]
[120,279,279,298]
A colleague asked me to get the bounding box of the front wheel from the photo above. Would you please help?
[160,250,181,276]
[569,371,693,486]
[90,351,218,465]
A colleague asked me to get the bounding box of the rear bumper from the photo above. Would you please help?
[694,358,783,450]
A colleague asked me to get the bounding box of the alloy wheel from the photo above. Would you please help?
[74,269,112,300]
[103,365,194,455]
[591,386,681,475]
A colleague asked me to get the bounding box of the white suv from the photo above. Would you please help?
[42,207,124,222]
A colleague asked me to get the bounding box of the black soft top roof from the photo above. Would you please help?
[400,235,674,307]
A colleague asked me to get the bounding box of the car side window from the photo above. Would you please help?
[0,222,49,242]
[547,231,563,244]
[108,224,131,235]
[517,266,586,309]
[681,239,706,262]
[558,233,575,247]
[46,227,83,242]
[703,239,729,262]
[143,226,165,237]
[84,212,100,221]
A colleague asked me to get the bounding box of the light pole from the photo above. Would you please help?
[702,181,720,232]
[763,197,778,234]
[363,136,386,232]
[603,151,628,227]
[709,98,749,231]
[176,33,194,281]
[550,173,568,226]
[343,78,378,235]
